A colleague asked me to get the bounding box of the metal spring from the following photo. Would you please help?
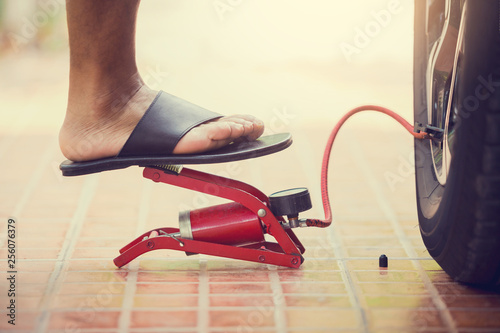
[153,164,183,174]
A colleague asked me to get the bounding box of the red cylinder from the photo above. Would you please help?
[179,202,265,246]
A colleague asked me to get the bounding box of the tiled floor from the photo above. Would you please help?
[2,126,500,333]
[2,1,500,331]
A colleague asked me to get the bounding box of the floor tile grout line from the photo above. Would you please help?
[0,138,57,248]
[347,136,458,333]
[197,259,209,333]
[56,177,100,264]
[53,304,460,311]
[248,152,288,332]
[0,257,436,261]
[53,292,352,298]
[118,180,152,333]
[119,262,139,333]
[130,329,208,333]
[268,266,287,333]
[35,173,100,333]
[328,225,370,333]
[292,132,368,333]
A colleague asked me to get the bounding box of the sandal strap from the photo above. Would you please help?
[118,91,222,157]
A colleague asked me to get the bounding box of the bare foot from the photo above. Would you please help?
[59,83,264,162]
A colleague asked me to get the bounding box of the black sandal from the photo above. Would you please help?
[60,91,292,176]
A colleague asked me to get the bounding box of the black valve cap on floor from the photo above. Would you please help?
[379,254,388,268]
[269,187,312,217]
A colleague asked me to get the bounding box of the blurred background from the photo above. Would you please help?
[0,0,414,136]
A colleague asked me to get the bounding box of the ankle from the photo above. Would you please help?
[67,71,145,118]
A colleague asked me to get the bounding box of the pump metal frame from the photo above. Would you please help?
[113,166,305,268]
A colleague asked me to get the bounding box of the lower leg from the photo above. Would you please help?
[60,0,264,162]
[65,0,147,115]
[60,0,156,161]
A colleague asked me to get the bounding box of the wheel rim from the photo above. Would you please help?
[426,0,466,185]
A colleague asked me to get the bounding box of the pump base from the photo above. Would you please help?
[114,227,304,268]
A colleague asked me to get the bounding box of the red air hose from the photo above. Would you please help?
[305,105,430,228]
